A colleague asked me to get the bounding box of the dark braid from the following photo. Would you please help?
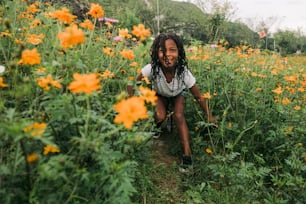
[150,33,188,81]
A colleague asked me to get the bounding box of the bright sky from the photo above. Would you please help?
[173,0,306,34]
[231,0,306,34]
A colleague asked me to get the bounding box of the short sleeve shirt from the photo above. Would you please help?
[141,64,196,97]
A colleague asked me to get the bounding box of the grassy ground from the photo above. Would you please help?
[145,126,192,204]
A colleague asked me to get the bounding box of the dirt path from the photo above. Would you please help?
[149,133,186,203]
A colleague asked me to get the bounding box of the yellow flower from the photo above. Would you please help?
[43,145,60,155]
[87,3,104,18]
[139,86,157,105]
[285,126,294,135]
[67,73,101,94]
[27,153,39,163]
[19,48,41,65]
[114,96,148,129]
[57,24,85,49]
[24,122,47,137]
[36,75,62,91]
[131,24,151,41]
[0,77,8,88]
[120,50,135,60]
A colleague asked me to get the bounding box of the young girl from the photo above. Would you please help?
[127,33,216,169]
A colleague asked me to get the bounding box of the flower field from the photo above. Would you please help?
[0,1,305,203]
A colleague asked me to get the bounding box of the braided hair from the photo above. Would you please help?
[150,33,188,82]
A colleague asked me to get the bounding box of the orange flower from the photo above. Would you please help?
[114,96,148,129]
[19,48,41,65]
[120,49,134,60]
[1,30,12,38]
[272,87,283,94]
[80,19,94,30]
[119,28,132,39]
[99,69,114,79]
[0,77,8,88]
[142,76,151,84]
[57,24,85,49]
[131,24,151,41]
[23,122,47,137]
[46,7,76,24]
[26,3,40,14]
[297,87,304,92]
[35,67,46,73]
[281,97,290,105]
[43,145,60,155]
[202,92,212,99]
[87,3,104,18]
[139,86,157,105]
[27,153,39,163]
[30,19,42,28]
[67,73,101,94]
[36,75,62,91]
[26,33,45,45]
[205,148,213,154]
[103,47,114,57]
[294,105,301,110]
[284,75,298,82]
[130,62,138,67]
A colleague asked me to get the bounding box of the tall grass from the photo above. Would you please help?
[0,1,305,203]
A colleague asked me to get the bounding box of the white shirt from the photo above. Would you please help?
[141,64,196,97]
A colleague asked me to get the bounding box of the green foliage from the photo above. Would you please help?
[1,0,306,203]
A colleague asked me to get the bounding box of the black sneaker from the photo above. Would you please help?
[152,132,161,139]
[179,155,192,173]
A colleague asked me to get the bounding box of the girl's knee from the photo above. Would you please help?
[173,111,185,122]
[155,111,167,123]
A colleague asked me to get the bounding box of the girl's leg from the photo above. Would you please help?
[173,95,191,157]
[154,95,168,131]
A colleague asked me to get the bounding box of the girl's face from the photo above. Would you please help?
[158,39,178,70]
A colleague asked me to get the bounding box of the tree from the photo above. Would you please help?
[194,0,235,43]
[273,30,304,55]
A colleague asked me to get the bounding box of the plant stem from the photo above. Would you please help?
[19,139,32,200]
